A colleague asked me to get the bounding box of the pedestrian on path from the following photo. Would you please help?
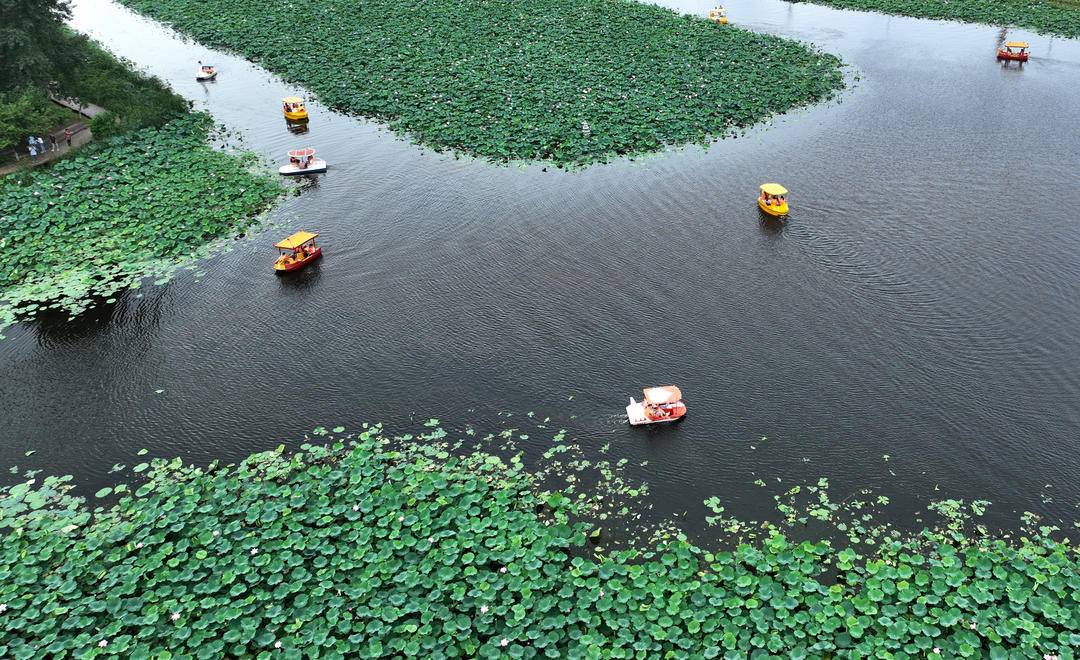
[29,144,38,161]
[49,135,58,152]
[64,128,73,147]
[36,136,46,153]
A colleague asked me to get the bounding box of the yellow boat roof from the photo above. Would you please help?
[760,183,788,195]
[275,230,318,250]
[282,96,304,103]
[1005,41,1029,48]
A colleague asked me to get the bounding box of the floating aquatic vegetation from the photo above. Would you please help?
[1,424,1077,657]
[119,0,845,167]
[789,0,1080,38]
[0,114,282,336]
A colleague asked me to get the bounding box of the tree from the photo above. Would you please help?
[0,0,79,91]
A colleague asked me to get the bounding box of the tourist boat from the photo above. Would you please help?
[997,41,1029,62]
[195,62,217,81]
[758,183,789,218]
[626,386,687,426]
[274,231,322,273]
[707,6,729,24]
[283,96,309,121]
[279,148,327,175]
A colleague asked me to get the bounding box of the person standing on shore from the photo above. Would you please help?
[64,128,73,147]
[49,135,58,152]
[29,143,38,160]
[37,136,46,154]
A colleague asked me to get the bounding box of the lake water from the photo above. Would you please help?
[3,0,1079,538]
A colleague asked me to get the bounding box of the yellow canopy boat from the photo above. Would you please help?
[758,183,789,218]
[282,96,309,122]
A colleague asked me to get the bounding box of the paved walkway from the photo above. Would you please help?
[0,123,93,176]
[49,95,107,119]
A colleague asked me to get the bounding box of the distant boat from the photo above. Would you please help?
[627,386,687,426]
[279,148,327,176]
[196,62,217,81]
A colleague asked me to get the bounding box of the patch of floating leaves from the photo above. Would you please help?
[1,424,1078,657]
[790,0,1080,38]
[0,114,282,336]
[119,0,845,167]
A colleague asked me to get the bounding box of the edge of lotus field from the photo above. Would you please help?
[1,423,1077,657]
[788,0,1080,39]
[117,0,847,168]
[0,113,285,338]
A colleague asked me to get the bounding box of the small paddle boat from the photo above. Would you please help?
[279,148,327,175]
[707,6,729,24]
[274,231,322,273]
[758,183,789,218]
[283,96,308,121]
[627,386,687,426]
[195,62,217,81]
[997,41,1029,62]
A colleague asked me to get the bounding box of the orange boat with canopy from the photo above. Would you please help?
[274,231,322,273]
[997,41,1029,62]
[626,386,687,426]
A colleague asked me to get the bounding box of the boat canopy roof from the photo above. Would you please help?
[275,230,319,250]
[288,148,315,158]
[760,183,788,196]
[1005,41,1029,48]
[283,96,304,104]
[643,386,682,405]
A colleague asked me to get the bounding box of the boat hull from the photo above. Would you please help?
[284,110,309,121]
[279,158,327,175]
[758,198,789,217]
[274,247,322,273]
[626,400,687,426]
[196,71,217,81]
[997,51,1029,62]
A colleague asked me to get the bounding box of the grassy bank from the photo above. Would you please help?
[1,30,188,152]
[790,0,1080,38]
[2,426,1076,657]
[0,114,282,335]
[119,0,844,167]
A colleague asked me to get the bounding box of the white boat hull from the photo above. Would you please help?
[196,71,218,81]
[626,398,683,426]
[278,158,327,175]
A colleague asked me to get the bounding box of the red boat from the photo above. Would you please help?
[997,41,1029,62]
[626,386,687,426]
[273,231,322,273]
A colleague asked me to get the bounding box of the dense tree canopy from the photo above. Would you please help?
[0,0,79,91]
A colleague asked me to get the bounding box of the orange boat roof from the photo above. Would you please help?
[643,386,682,405]
[288,148,315,158]
[275,230,318,250]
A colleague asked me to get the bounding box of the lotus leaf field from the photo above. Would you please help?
[2,427,1078,657]
[118,0,845,167]
[791,0,1080,38]
[0,114,282,335]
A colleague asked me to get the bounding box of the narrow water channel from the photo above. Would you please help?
[3,0,1079,537]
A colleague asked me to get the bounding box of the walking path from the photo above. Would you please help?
[0,96,105,176]
[0,123,93,176]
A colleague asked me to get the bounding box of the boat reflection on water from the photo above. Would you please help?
[285,119,309,135]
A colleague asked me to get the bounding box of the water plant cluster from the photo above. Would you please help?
[0,114,282,334]
[791,0,1080,38]
[2,426,1077,657]
[119,0,845,167]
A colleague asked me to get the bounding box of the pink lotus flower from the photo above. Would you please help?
[274,641,282,649]
[398,516,405,522]
[170,612,180,621]
[480,605,488,614]
[250,548,258,556]
[500,638,509,647]
[1043,655,1060,660]
[352,505,359,511]
[499,567,507,574]
[599,590,605,597]
[0,603,7,613]
[933,648,941,654]
[98,639,108,647]
[212,530,220,537]
[969,622,978,630]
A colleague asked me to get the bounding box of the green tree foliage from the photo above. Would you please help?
[0,0,79,90]
[0,87,71,149]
